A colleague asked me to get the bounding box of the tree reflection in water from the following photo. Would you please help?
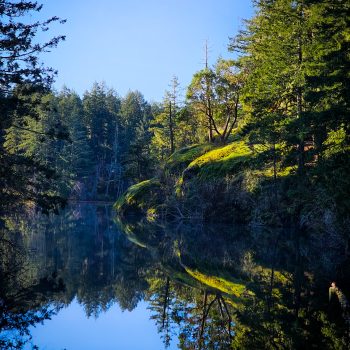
[0,205,349,349]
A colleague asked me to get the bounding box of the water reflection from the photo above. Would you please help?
[0,205,349,349]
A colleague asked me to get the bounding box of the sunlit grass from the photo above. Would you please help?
[166,143,215,173]
[181,141,253,181]
[188,141,252,168]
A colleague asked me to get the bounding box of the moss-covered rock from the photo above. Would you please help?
[113,137,305,225]
[182,141,253,182]
[114,178,163,215]
[165,143,214,174]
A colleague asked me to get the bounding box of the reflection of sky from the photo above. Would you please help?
[27,299,178,350]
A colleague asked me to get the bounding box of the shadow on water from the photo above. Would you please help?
[0,204,350,349]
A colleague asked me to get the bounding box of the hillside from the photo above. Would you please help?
[114,133,349,232]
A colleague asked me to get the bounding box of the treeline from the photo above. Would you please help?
[4,84,156,200]
[2,76,214,202]
[2,62,246,204]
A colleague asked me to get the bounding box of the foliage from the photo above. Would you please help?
[0,0,66,212]
[0,1,66,94]
[119,90,155,184]
[150,77,199,161]
[186,59,243,144]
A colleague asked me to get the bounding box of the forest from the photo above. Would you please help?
[1,0,349,232]
[1,0,350,349]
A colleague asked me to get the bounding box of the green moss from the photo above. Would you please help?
[114,178,162,214]
[182,141,253,181]
[166,143,215,173]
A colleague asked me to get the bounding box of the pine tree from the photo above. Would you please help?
[304,0,350,147]
[0,1,65,212]
[230,0,313,173]
[55,89,94,198]
[83,83,121,198]
[120,91,154,183]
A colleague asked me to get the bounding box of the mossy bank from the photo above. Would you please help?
[114,134,350,232]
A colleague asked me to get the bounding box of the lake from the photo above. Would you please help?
[0,204,349,349]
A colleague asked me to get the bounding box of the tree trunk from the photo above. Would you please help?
[198,291,209,349]
[208,119,213,143]
[297,4,305,176]
[161,277,170,328]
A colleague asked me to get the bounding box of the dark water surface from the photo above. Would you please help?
[0,204,349,349]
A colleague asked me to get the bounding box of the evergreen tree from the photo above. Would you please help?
[151,94,176,161]
[230,0,313,173]
[0,0,65,212]
[120,91,154,183]
[3,89,67,212]
[83,83,121,197]
[304,0,350,147]
[55,88,94,198]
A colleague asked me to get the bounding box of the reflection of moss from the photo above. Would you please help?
[162,265,205,290]
[114,217,162,249]
[253,265,291,287]
[146,208,157,221]
[184,266,248,297]
[114,219,148,248]
[114,178,162,214]
[121,226,148,248]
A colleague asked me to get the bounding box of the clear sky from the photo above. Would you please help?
[33,0,254,102]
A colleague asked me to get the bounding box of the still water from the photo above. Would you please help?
[0,204,349,349]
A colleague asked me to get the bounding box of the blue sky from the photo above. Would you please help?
[34,0,254,102]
